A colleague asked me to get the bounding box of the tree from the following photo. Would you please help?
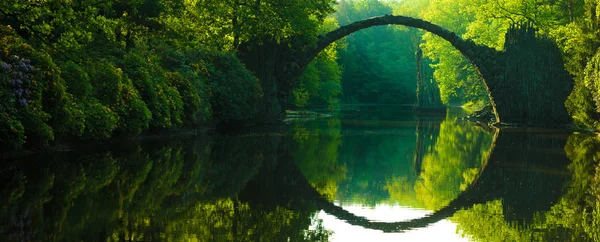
[291,17,343,110]
[333,0,419,105]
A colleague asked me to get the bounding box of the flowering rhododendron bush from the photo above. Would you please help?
[1,28,55,149]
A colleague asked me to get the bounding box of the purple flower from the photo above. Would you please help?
[19,98,28,106]
[1,63,11,70]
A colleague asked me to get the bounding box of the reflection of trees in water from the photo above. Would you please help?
[451,133,600,242]
[5,118,600,241]
[335,124,418,206]
[0,135,331,242]
[289,112,493,210]
[295,123,595,239]
[289,118,346,200]
[386,117,493,210]
[414,119,492,210]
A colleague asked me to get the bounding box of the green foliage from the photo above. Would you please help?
[200,51,263,123]
[166,70,210,126]
[334,0,418,105]
[414,118,492,209]
[85,58,153,135]
[0,135,332,241]
[451,133,600,241]
[420,33,489,105]
[122,51,183,129]
[293,65,319,108]
[78,101,118,139]
[291,17,343,110]
[60,62,124,139]
[403,0,492,106]
[193,0,336,50]
[452,200,530,242]
[559,0,600,130]
[391,0,586,108]
[567,76,600,130]
[0,27,54,148]
[0,114,25,150]
[290,118,346,200]
[156,46,212,125]
[2,0,333,150]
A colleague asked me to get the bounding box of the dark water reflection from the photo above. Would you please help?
[1,105,599,241]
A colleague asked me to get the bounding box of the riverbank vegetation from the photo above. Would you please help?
[3,0,600,151]
[0,0,334,150]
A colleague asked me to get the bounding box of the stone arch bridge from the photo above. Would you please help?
[240,15,573,126]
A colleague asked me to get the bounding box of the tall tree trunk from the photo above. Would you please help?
[232,1,240,49]
[568,0,575,22]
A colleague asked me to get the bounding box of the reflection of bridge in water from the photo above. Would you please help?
[240,127,571,233]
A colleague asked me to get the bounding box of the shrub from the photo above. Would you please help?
[115,76,152,134]
[122,51,183,129]
[85,59,151,135]
[0,111,25,150]
[0,26,54,148]
[166,69,211,126]
[79,101,118,139]
[566,50,600,130]
[188,51,263,123]
[156,44,212,125]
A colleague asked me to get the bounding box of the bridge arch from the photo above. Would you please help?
[289,15,572,126]
[299,15,502,122]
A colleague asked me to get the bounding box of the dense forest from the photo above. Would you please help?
[1,0,600,150]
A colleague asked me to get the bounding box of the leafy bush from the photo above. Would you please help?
[85,59,152,135]
[0,26,54,149]
[0,111,25,150]
[0,25,264,151]
[156,43,212,125]
[79,101,118,139]
[61,61,127,139]
[567,49,600,130]
[191,51,263,123]
[122,52,183,129]
[62,62,93,99]
[166,69,211,126]
[115,77,153,134]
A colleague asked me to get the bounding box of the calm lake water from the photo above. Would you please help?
[1,105,599,241]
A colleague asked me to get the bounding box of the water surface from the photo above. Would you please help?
[1,105,599,241]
